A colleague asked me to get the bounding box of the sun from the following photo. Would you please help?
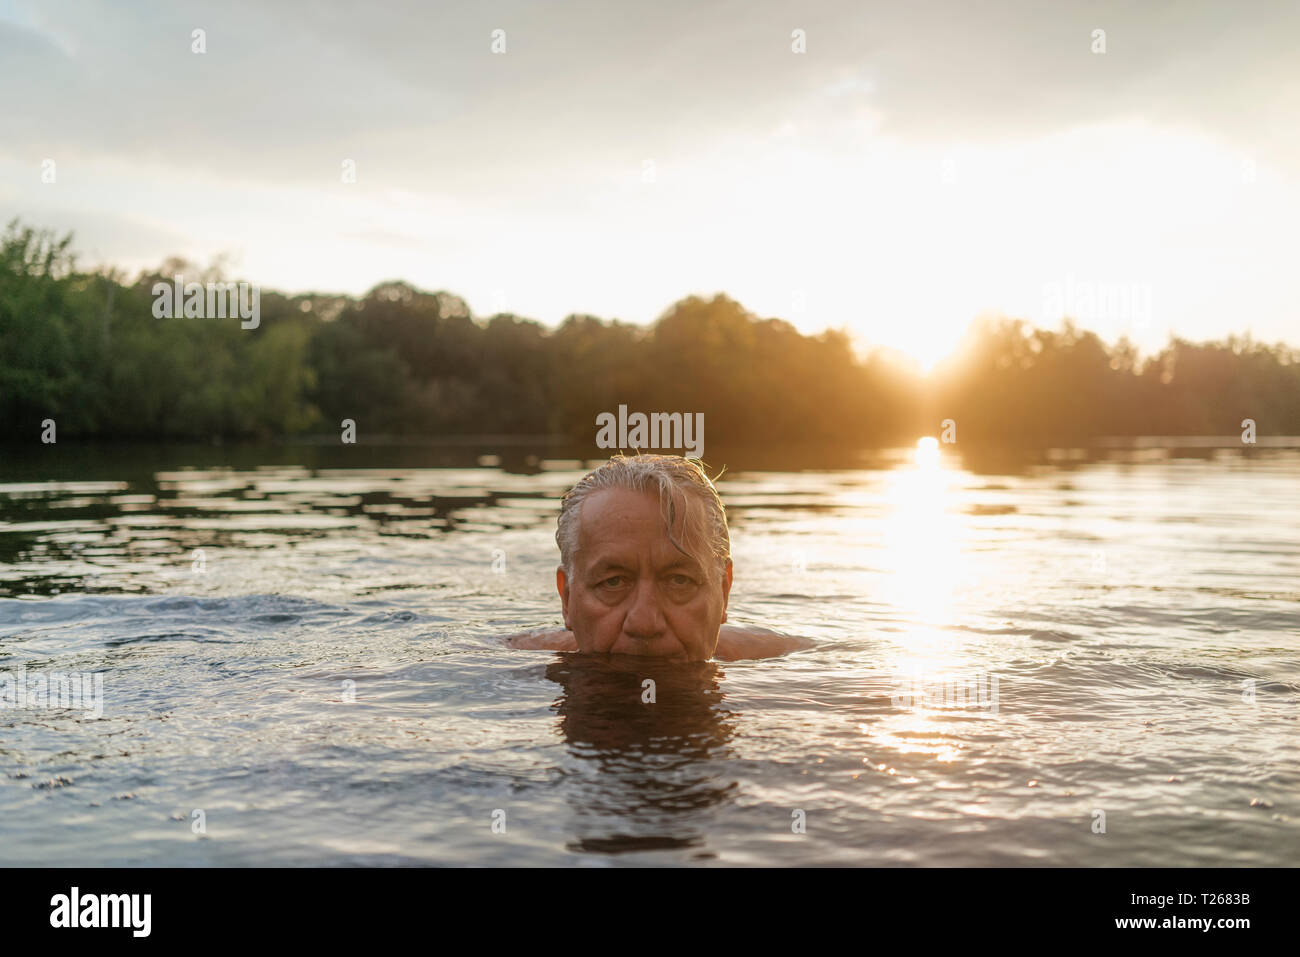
[914,436,941,467]
[904,340,954,374]
[867,327,956,374]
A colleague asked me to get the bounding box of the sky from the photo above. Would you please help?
[2,0,1298,368]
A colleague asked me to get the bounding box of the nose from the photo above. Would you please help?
[622,578,666,641]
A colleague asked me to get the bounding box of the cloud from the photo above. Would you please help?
[2,0,1297,352]
[4,0,1296,185]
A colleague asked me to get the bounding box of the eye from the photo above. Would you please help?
[667,574,696,587]
[600,575,626,588]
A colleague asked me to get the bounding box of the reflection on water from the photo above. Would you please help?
[878,446,968,636]
[546,656,736,855]
[0,443,1298,865]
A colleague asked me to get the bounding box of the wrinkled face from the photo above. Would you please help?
[558,487,732,661]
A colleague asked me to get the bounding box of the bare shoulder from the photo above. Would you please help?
[714,625,815,661]
[505,628,577,651]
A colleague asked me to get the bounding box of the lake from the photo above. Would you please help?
[1,443,1297,865]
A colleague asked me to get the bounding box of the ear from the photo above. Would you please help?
[557,565,571,628]
[720,560,733,623]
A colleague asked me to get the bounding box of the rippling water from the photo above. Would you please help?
[1,445,1297,865]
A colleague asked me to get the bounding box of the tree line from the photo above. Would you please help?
[3,221,1297,447]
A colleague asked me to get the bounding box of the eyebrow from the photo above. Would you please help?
[660,558,702,573]
[587,559,633,574]
[586,557,702,574]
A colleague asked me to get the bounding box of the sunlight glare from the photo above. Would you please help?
[914,436,940,468]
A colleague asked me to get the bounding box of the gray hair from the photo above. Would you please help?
[556,454,730,583]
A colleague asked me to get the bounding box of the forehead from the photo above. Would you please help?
[575,487,698,566]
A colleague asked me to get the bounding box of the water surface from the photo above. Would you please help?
[1,445,1297,865]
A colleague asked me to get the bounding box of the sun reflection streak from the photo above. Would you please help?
[860,439,991,769]
[878,439,968,638]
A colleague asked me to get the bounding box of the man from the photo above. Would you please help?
[508,453,812,661]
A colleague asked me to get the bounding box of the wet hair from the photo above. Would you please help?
[556,453,730,583]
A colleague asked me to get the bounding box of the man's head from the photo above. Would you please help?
[556,454,732,661]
